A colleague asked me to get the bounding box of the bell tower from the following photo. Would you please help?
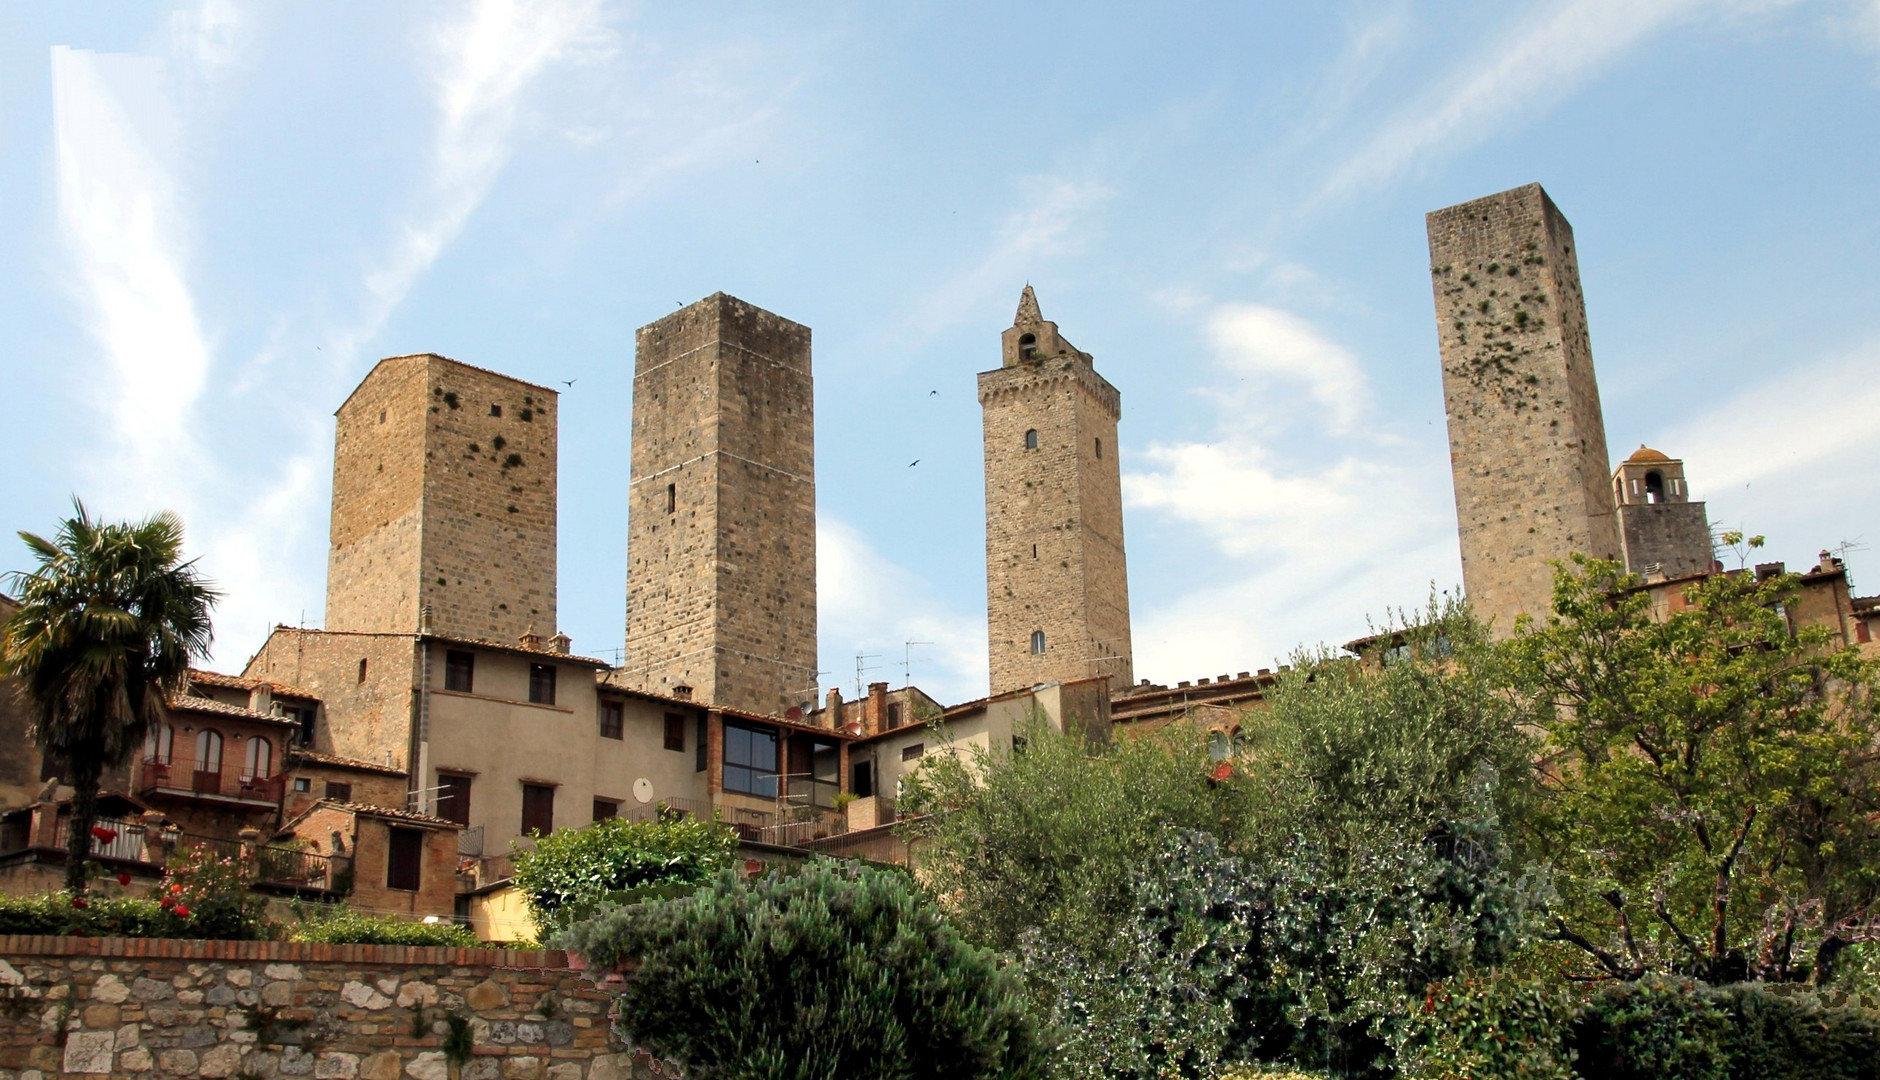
[1612,446,1713,578]
[979,286,1133,695]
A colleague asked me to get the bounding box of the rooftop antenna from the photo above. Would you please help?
[902,641,932,689]
[854,651,880,699]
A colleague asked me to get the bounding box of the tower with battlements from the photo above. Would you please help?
[980,286,1133,695]
[622,293,818,714]
[325,354,558,641]
[1428,184,1622,633]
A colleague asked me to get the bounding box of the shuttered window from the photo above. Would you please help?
[522,783,555,835]
[387,828,423,892]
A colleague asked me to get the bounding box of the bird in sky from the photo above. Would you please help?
[560,379,577,387]
[929,389,937,395]
[908,460,920,467]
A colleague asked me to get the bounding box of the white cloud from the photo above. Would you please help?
[1315,0,1715,203]
[817,517,988,707]
[1205,303,1369,434]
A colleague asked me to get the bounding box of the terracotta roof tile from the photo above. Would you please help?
[166,695,299,727]
[285,749,407,777]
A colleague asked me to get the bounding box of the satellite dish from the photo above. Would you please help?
[632,778,654,804]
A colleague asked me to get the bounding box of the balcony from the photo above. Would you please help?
[137,757,284,807]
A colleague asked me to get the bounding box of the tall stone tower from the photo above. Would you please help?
[326,354,558,641]
[1428,184,1622,633]
[623,293,817,715]
[980,286,1133,695]
[1612,446,1713,578]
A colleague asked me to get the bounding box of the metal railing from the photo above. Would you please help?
[457,825,485,857]
[56,815,152,862]
[175,833,338,892]
[138,757,284,804]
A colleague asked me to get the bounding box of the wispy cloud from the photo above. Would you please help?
[1205,303,1369,434]
[1314,0,1715,204]
[818,517,987,706]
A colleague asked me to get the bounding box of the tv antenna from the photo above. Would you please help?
[902,641,932,689]
[854,651,880,698]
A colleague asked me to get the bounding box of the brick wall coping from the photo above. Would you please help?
[0,933,571,967]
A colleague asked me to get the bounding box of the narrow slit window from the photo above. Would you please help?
[1095,437,1102,459]
[1031,630,1046,655]
[1024,429,1038,450]
[666,483,676,515]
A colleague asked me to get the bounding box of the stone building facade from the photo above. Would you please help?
[979,287,1133,695]
[621,294,818,716]
[326,354,558,644]
[1428,184,1623,634]
[1612,446,1714,578]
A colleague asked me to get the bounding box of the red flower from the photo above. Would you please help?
[159,896,175,910]
[117,873,133,887]
[71,896,88,909]
[172,904,191,919]
[90,826,118,843]
[1209,763,1233,782]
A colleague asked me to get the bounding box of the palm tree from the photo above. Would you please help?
[1,502,217,892]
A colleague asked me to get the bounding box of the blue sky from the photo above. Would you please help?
[3,1,1878,706]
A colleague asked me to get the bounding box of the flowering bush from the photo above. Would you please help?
[152,843,268,940]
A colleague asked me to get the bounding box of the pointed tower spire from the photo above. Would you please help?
[1014,284,1042,325]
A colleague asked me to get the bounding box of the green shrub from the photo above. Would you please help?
[287,908,481,947]
[511,814,736,930]
[1407,973,1580,1079]
[559,860,1046,1080]
[0,891,169,937]
[158,843,270,940]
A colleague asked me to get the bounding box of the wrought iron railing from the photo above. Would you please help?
[138,757,284,803]
[457,825,485,857]
[56,815,151,862]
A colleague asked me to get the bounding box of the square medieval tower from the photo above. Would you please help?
[1428,184,1622,634]
[325,354,558,641]
[622,293,817,715]
[980,286,1133,696]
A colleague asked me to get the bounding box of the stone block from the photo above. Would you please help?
[179,1024,219,1048]
[544,1022,572,1047]
[206,984,238,1006]
[26,1046,62,1071]
[89,974,129,1004]
[543,1063,582,1080]
[158,1048,200,1075]
[264,966,303,982]
[117,1022,140,1048]
[132,978,175,1002]
[178,989,206,1005]
[586,1054,633,1080]
[225,970,254,988]
[82,1004,120,1029]
[342,982,392,1010]
[62,1030,116,1074]
[119,1046,155,1073]
[465,981,508,1012]
[500,1056,542,1080]
[315,1052,361,1079]
[280,1046,316,1076]
[0,959,21,986]
[394,983,436,1009]
[200,1042,244,1078]
[263,980,297,1007]
[360,1051,403,1080]
[406,1052,449,1080]
[460,1060,499,1080]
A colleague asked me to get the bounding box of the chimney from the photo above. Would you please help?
[865,682,889,737]
[825,687,843,727]
[518,624,544,651]
[672,684,693,701]
[549,631,572,655]
[247,683,273,716]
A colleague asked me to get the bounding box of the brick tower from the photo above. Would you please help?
[622,293,817,715]
[980,286,1133,695]
[1428,184,1622,634]
[325,354,558,641]
[1612,446,1713,578]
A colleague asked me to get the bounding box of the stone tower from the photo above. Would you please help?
[1612,446,1713,578]
[1428,184,1622,633]
[623,293,817,715]
[326,353,558,641]
[980,286,1133,695]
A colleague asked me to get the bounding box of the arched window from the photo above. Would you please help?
[1018,333,1037,361]
[1024,429,1038,450]
[144,723,173,764]
[243,736,272,780]
[1644,471,1664,503]
[1030,630,1046,655]
[1208,730,1232,763]
[195,729,223,773]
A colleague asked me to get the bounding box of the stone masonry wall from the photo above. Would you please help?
[980,308,1132,697]
[624,294,817,716]
[1428,183,1622,635]
[0,937,678,1080]
[327,355,558,645]
[245,631,419,778]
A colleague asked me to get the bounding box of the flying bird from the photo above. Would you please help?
[908,460,920,467]
[560,379,577,387]
[929,389,937,396]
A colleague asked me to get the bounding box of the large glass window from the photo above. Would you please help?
[445,650,475,693]
[145,723,173,764]
[809,741,840,808]
[722,724,778,798]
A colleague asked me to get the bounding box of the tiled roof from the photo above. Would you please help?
[188,668,318,700]
[285,749,407,777]
[166,695,299,727]
[420,632,611,669]
[320,800,459,829]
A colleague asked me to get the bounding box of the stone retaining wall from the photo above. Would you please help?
[0,937,676,1080]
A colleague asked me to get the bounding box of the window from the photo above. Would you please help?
[599,700,623,739]
[1645,470,1665,503]
[243,737,272,780]
[357,658,368,684]
[666,483,676,515]
[283,705,315,748]
[196,729,224,773]
[436,774,471,826]
[886,702,902,728]
[324,781,352,802]
[592,798,618,822]
[810,741,840,808]
[722,724,779,797]
[1024,428,1038,450]
[445,650,475,693]
[293,778,311,793]
[851,760,874,798]
[521,783,555,835]
[664,712,686,752]
[901,743,925,762]
[1032,543,1037,559]
[1031,630,1046,655]
[1013,734,1028,753]
[490,403,502,417]
[387,827,423,891]
[1095,437,1102,459]
[1019,332,1037,361]
[145,723,173,764]
[529,664,557,705]
[695,714,707,772]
